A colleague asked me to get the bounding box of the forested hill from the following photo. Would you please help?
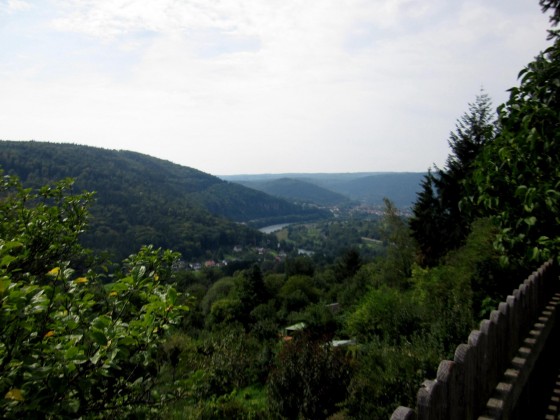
[236,177,352,206]
[223,172,426,208]
[0,141,327,259]
[324,173,426,208]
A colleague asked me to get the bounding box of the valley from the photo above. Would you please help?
[0,140,422,261]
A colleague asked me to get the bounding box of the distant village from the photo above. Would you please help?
[178,243,314,272]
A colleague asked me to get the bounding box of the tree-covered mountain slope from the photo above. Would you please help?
[223,172,426,208]
[236,177,352,207]
[324,172,426,208]
[0,141,327,259]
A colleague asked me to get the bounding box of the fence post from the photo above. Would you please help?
[436,360,458,418]
[506,295,518,360]
[481,319,499,399]
[417,379,446,420]
[468,328,488,415]
[490,309,506,383]
[453,343,473,419]
[391,406,417,420]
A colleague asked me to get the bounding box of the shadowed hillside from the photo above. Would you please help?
[0,140,328,259]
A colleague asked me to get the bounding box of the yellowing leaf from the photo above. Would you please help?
[5,388,24,401]
[154,274,160,281]
[109,291,117,297]
[74,277,88,284]
[47,267,61,276]
[44,330,55,338]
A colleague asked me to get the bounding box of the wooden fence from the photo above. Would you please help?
[391,259,560,420]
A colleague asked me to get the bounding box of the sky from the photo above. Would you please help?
[0,0,554,175]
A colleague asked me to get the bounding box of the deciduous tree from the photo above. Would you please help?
[472,40,560,265]
[0,175,187,417]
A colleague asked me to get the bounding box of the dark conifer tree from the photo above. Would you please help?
[336,247,362,280]
[410,92,496,266]
[540,0,560,38]
[237,264,268,327]
[409,170,444,266]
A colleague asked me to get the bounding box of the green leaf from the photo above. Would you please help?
[132,377,144,387]
[64,346,86,362]
[167,287,177,305]
[118,336,136,346]
[0,278,11,294]
[121,276,134,285]
[515,185,527,197]
[0,254,17,267]
[90,330,108,346]
[92,315,111,330]
[0,241,23,251]
[524,216,537,226]
[109,282,130,293]
[90,350,102,365]
[66,396,80,413]
[67,362,76,373]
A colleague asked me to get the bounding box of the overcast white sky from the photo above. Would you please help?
[0,0,554,175]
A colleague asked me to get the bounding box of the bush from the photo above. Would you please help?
[343,337,440,419]
[267,334,351,419]
[346,286,422,344]
[0,175,188,417]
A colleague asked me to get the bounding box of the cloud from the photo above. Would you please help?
[1,0,31,14]
[0,0,553,174]
[50,0,261,39]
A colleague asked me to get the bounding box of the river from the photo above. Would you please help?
[258,223,292,234]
